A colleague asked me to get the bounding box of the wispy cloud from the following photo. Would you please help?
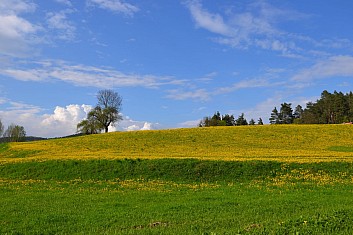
[87,0,139,16]
[291,55,353,81]
[166,88,210,101]
[186,0,232,36]
[215,78,276,95]
[0,59,182,89]
[55,0,73,7]
[166,77,280,101]
[186,1,289,52]
[46,10,76,41]
[185,0,349,58]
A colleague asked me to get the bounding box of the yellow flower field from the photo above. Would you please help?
[2,124,353,163]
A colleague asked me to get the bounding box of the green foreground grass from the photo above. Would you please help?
[1,158,353,234]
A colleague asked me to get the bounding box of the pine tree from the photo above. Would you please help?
[235,113,248,126]
[269,107,280,124]
[280,103,294,124]
[293,105,304,119]
[222,114,235,126]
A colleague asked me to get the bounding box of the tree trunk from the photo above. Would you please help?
[105,126,109,133]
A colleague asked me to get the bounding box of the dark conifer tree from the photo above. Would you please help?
[269,107,280,124]
[235,113,248,126]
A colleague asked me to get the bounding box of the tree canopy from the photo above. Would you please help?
[270,90,353,125]
[3,124,26,142]
[199,112,262,127]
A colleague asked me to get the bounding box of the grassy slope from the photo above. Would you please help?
[3,124,353,163]
[2,125,353,234]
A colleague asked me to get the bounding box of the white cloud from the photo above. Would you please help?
[186,0,232,36]
[140,122,152,130]
[42,105,89,126]
[0,1,40,57]
[1,68,45,81]
[126,124,139,131]
[87,0,139,16]
[120,116,160,131]
[0,9,40,57]
[0,0,36,15]
[292,55,353,81]
[0,59,182,89]
[40,104,91,137]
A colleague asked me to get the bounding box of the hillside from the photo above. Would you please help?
[2,125,353,234]
[2,124,353,163]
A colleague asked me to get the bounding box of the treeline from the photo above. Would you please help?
[199,111,263,127]
[200,90,353,127]
[0,119,27,142]
[271,90,353,124]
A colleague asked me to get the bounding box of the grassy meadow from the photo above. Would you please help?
[1,125,353,234]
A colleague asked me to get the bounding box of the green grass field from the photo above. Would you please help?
[1,125,353,234]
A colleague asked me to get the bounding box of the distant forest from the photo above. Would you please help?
[199,90,353,127]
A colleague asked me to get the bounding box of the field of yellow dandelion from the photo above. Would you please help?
[2,124,353,163]
[2,125,353,234]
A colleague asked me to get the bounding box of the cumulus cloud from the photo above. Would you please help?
[87,0,139,16]
[140,122,153,130]
[42,104,91,129]
[120,116,160,131]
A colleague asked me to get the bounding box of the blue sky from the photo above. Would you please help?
[1,0,353,137]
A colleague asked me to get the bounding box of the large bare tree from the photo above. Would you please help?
[77,90,123,134]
